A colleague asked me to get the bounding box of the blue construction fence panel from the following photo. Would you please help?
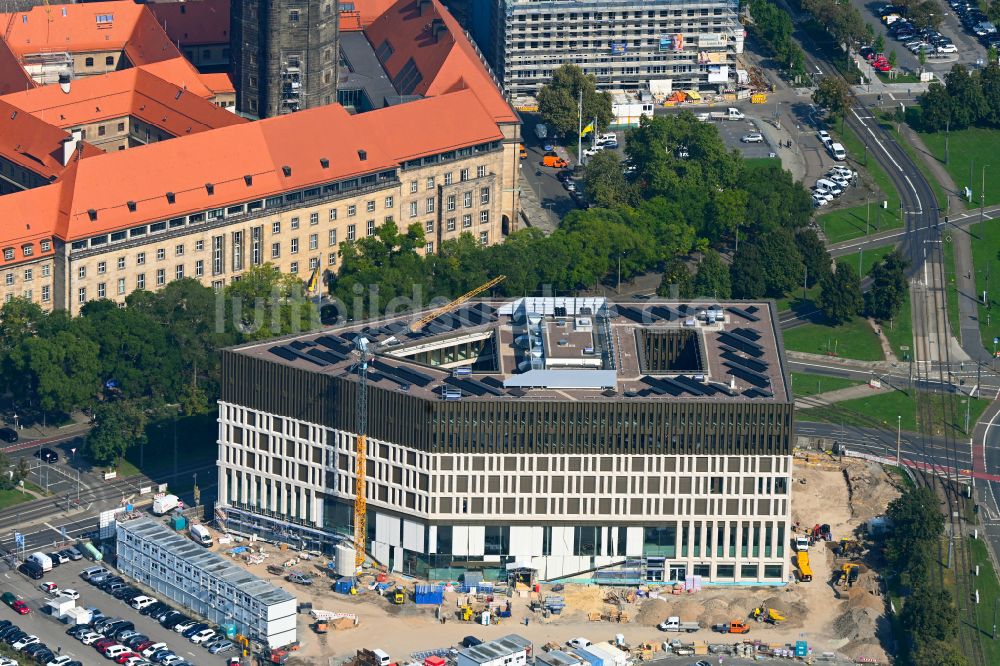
[414,584,445,604]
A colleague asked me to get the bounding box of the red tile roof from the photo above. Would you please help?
[352,89,502,162]
[147,0,230,47]
[364,0,516,124]
[0,98,101,182]
[199,72,235,96]
[0,38,33,96]
[0,61,245,137]
[0,181,63,263]
[0,1,180,65]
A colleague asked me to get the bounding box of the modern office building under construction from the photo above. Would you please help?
[215,297,794,584]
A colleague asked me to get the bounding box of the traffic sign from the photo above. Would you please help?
[14,532,24,547]
[994,337,998,345]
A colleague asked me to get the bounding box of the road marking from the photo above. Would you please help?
[981,407,1000,516]
[903,175,922,213]
[852,108,903,171]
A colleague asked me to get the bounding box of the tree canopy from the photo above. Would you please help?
[918,63,1000,131]
[865,250,909,322]
[817,263,863,324]
[537,65,613,137]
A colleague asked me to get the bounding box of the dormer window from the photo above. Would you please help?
[2,248,13,261]
[21,244,33,257]
[40,240,51,252]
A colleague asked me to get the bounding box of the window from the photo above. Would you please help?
[477,165,487,178]
[2,249,13,261]
[23,268,32,281]
[136,274,145,289]
[78,266,86,279]
[366,200,376,213]
[347,224,356,241]
[462,214,472,228]
[117,278,126,295]
[195,240,204,252]
[464,192,473,208]
[480,210,490,225]
[309,212,319,226]
[425,198,435,213]
[366,220,375,236]
[156,269,165,286]
[408,202,418,218]
[212,236,223,275]
[78,287,87,303]
[41,285,50,302]
[481,187,490,205]
[41,264,50,278]
[20,244,32,258]
[98,125,106,137]
[290,217,300,230]
[328,229,337,246]
[175,244,184,256]
[97,261,107,274]
[446,218,456,231]
[573,526,600,556]
[290,238,299,254]
[309,257,320,270]
[97,283,106,299]
[447,195,456,211]
[329,208,337,221]
[272,221,281,234]
[136,252,145,265]
[271,242,280,259]
[444,172,453,186]
[479,231,488,245]
[328,252,337,266]
[85,57,94,67]
[195,260,204,277]
[347,204,356,217]
[409,181,418,194]
[309,234,318,250]
[3,274,11,286]
[460,168,469,181]
[156,248,165,261]
[40,240,51,252]
[289,262,298,274]
[385,196,394,208]
[643,524,677,557]
[117,257,125,270]
[117,122,125,132]
[105,56,114,66]
[289,9,300,21]
[425,242,434,253]
[232,230,244,271]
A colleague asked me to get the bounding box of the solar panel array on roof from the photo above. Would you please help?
[718,331,764,358]
[727,306,760,322]
[731,327,761,342]
[376,360,433,386]
[720,349,767,373]
[651,305,683,321]
[617,306,646,323]
[725,362,770,389]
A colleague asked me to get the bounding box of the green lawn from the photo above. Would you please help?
[774,284,819,313]
[970,538,1000,665]
[0,487,34,510]
[744,157,782,171]
[816,123,904,243]
[836,243,896,278]
[790,372,864,398]
[782,316,885,361]
[881,290,914,358]
[881,117,947,209]
[943,237,962,340]
[921,128,1000,207]
[969,221,1000,353]
[797,389,991,436]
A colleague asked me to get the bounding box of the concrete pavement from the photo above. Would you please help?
[793,382,884,410]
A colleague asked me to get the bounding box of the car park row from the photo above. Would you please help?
[876,5,960,58]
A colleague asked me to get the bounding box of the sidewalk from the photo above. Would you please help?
[517,172,558,233]
[794,382,884,410]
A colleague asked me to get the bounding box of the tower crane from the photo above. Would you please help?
[352,275,505,569]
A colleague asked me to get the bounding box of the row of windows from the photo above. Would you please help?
[3,284,49,304]
[5,263,51,284]
[3,240,51,262]
[407,165,489,192]
[82,55,116,68]
[515,8,729,21]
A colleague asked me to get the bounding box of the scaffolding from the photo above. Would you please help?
[220,504,342,554]
[21,51,73,85]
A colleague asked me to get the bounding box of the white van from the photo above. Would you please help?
[816,178,843,196]
[190,524,213,547]
[829,142,847,161]
[372,650,391,666]
[28,552,52,572]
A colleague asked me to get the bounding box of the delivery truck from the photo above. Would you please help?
[697,108,745,121]
[657,616,701,633]
[152,494,180,515]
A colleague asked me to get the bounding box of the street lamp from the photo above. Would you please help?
[982,164,991,224]
[896,415,902,466]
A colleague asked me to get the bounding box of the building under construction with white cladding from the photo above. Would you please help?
[215,297,794,584]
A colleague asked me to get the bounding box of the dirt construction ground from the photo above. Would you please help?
[222,456,902,666]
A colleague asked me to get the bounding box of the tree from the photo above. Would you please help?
[944,64,986,128]
[812,76,851,121]
[918,82,953,131]
[691,250,731,299]
[583,151,635,208]
[86,400,147,467]
[817,263,862,324]
[0,450,12,490]
[874,34,885,54]
[888,50,897,68]
[795,229,832,288]
[980,62,1000,126]
[7,325,100,416]
[658,258,694,299]
[865,250,909,321]
[225,264,318,340]
[537,65,613,137]
[730,230,802,298]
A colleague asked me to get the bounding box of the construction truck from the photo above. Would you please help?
[796,550,813,582]
[712,620,750,634]
[657,616,701,633]
[750,606,785,624]
[460,605,475,622]
[390,587,405,604]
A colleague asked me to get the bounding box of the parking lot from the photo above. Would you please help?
[713,118,776,158]
[1,557,234,666]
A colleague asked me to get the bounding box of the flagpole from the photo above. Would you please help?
[577,89,583,165]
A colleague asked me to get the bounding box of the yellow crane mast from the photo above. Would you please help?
[408,275,507,333]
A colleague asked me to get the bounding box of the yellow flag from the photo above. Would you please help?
[580,123,594,137]
[306,265,320,295]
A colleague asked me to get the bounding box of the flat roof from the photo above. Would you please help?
[338,31,402,110]
[233,297,790,404]
[117,519,295,607]
[459,634,531,663]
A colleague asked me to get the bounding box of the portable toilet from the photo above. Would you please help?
[170,515,187,531]
[223,623,237,639]
[334,577,355,594]
[795,641,808,657]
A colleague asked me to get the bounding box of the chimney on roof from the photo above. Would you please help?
[58,70,71,94]
[358,149,367,161]
[166,192,176,204]
[430,18,446,41]
[320,158,329,169]
[87,209,97,221]
[418,0,432,15]
[244,175,253,186]
[282,165,291,177]
[205,183,214,195]
[61,129,83,167]
[126,201,136,212]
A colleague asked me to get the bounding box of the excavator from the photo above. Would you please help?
[750,605,785,624]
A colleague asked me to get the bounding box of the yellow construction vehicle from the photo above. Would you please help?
[391,587,405,604]
[460,605,474,621]
[838,562,862,587]
[750,606,785,624]
[796,550,813,582]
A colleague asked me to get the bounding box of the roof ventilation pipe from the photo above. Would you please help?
[61,129,82,166]
[417,0,432,15]
[58,70,71,94]
[430,18,446,41]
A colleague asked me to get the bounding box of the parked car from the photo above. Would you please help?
[284,572,312,586]
[56,589,79,601]
[740,132,764,144]
[0,428,17,443]
[208,640,236,654]
[34,448,58,464]
[189,629,215,645]
[141,644,167,658]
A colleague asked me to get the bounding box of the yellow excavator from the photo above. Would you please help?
[750,605,785,624]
